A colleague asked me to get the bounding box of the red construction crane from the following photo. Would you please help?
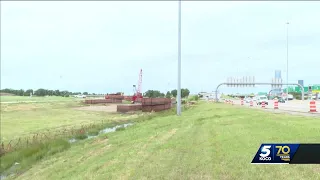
[132,69,143,103]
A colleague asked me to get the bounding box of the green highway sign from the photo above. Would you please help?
[283,85,320,93]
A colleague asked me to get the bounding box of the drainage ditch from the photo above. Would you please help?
[1,122,134,180]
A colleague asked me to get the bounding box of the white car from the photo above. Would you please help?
[245,98,252,103]
[74,94,86,98]
[256,96,268,105]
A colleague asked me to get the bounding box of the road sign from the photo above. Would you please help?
[313,90,320,93]
[226,76,255,87]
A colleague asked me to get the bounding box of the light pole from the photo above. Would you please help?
[286,22,289,101]
[177,0,182,116]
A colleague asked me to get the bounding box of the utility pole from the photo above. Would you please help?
[286,22,289,101]
[177,0,182,116]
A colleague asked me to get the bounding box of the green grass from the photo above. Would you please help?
[0,96,78,102]
[7,103,320,180]
[115,127,126,131]
[87,128,101,136]
[187,95,199,102]
[74,134,88,140]
[0,139,70,175]
[0,100,133,142]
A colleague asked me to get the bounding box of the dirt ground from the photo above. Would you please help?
[0,93,15,96]
[74,104,119,113]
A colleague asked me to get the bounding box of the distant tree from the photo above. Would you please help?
[18,89,25,96]
[181,88,190,98]
[165,91,171,98]
[54,90,60,96]
[24,89,33,96]
[144,90,164,98]
[47,90,54,96]
[171,89,177,97]
[34,89,47,96]
[60,91,70,97]
[170,89,190,98]
[0,88,101,97]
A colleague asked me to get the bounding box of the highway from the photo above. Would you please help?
[229,99,320,117]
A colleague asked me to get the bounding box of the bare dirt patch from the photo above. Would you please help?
[0,93,15,96]
[3,104,38,111]
[73,104,119,113]
[313,166,320,173]
[76,139,111,163]
[159,128,178,143]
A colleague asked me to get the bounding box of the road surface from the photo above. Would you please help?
[227,99,320,117]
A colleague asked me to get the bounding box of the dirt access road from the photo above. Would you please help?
[74,104,120,113]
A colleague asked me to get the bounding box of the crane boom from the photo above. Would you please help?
[132,69,143,103]
[137,69,142,96]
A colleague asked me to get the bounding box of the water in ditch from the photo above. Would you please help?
[68,123,134,143]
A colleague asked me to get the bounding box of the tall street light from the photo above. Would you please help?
[177,0,182,116]
[286,22,289,101]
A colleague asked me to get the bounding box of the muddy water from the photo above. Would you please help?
[69,123,133,143]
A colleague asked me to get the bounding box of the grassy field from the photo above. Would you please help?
[0,100,133,142]
[3,102,319,180]
[0,96,79,102]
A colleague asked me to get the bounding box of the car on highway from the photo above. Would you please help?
[274,97,286,103]
[256,95,268,105]
[245,97,252,103]
[287,94,294,100]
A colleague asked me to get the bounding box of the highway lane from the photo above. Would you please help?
[228,99,320,116]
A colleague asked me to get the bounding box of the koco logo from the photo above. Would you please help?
[259,145,272,161]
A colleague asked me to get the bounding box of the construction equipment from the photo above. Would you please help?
[132,69,143,103]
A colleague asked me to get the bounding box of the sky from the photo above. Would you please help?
[1,1,320,95]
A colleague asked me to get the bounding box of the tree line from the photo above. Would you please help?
[0,88,103,97]
[144,88,190,98]
[1,88,191,98]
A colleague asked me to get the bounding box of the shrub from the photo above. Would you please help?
[188,95,199,101]
[74,134,88,140]
[87,128,100,136]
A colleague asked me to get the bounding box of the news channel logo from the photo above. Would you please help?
[251,144,299,164]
